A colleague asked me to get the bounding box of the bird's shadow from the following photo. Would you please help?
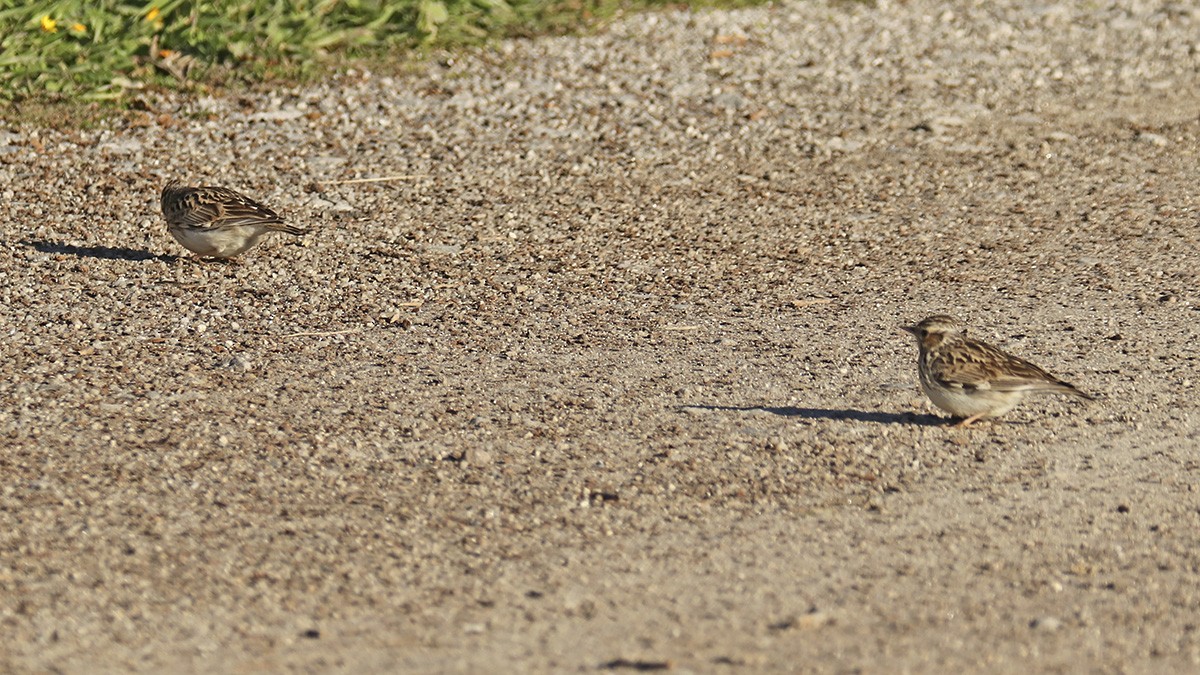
[23,240,175,262]
[680,404,947,426]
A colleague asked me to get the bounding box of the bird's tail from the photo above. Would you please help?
[1051,381,1098,401]
[271,223,309,236]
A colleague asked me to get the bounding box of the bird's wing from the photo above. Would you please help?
[170,187,284,230]
[928,348,1003,391]
[933,339,1088,397]
[202,187,285,228]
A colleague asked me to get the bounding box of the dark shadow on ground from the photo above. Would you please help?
[23,240,174,262]
[680,404,947,426]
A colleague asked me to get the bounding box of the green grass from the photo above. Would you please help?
[0,0,769,107]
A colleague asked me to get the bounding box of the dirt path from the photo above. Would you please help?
[2,0,1199,671]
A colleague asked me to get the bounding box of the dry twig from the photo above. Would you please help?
[317,175,428,185]
[281,328,364,338]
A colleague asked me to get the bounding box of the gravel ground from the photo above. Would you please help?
[3,0,1200,671]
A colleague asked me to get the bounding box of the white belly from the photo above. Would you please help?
[921,379,1024,418]
[170,225,272,258]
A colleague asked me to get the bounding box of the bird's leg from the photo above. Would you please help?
[954,414,985,428]
[199,256,239,265]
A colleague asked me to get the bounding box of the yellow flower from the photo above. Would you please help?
[70,23,86,34]
[40,15,57,32]
[145,7,161,22]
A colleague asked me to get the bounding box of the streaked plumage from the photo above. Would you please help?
[160,180,307,259]
[902,315,1095,426]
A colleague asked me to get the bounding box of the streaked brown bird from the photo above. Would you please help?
[902,314,1095,426]
[160,180,307,259]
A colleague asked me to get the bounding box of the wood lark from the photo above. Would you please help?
[160,180,307,259]
[902,315,1095,426]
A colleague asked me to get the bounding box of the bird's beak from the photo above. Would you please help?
[900,325,916,335]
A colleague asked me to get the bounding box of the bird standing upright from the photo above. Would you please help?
[902,315,1095,426]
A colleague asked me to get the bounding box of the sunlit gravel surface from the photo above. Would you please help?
[2,0,1199,670]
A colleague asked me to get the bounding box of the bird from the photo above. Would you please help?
[901,314,1095,427]
[160,180,307,259]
